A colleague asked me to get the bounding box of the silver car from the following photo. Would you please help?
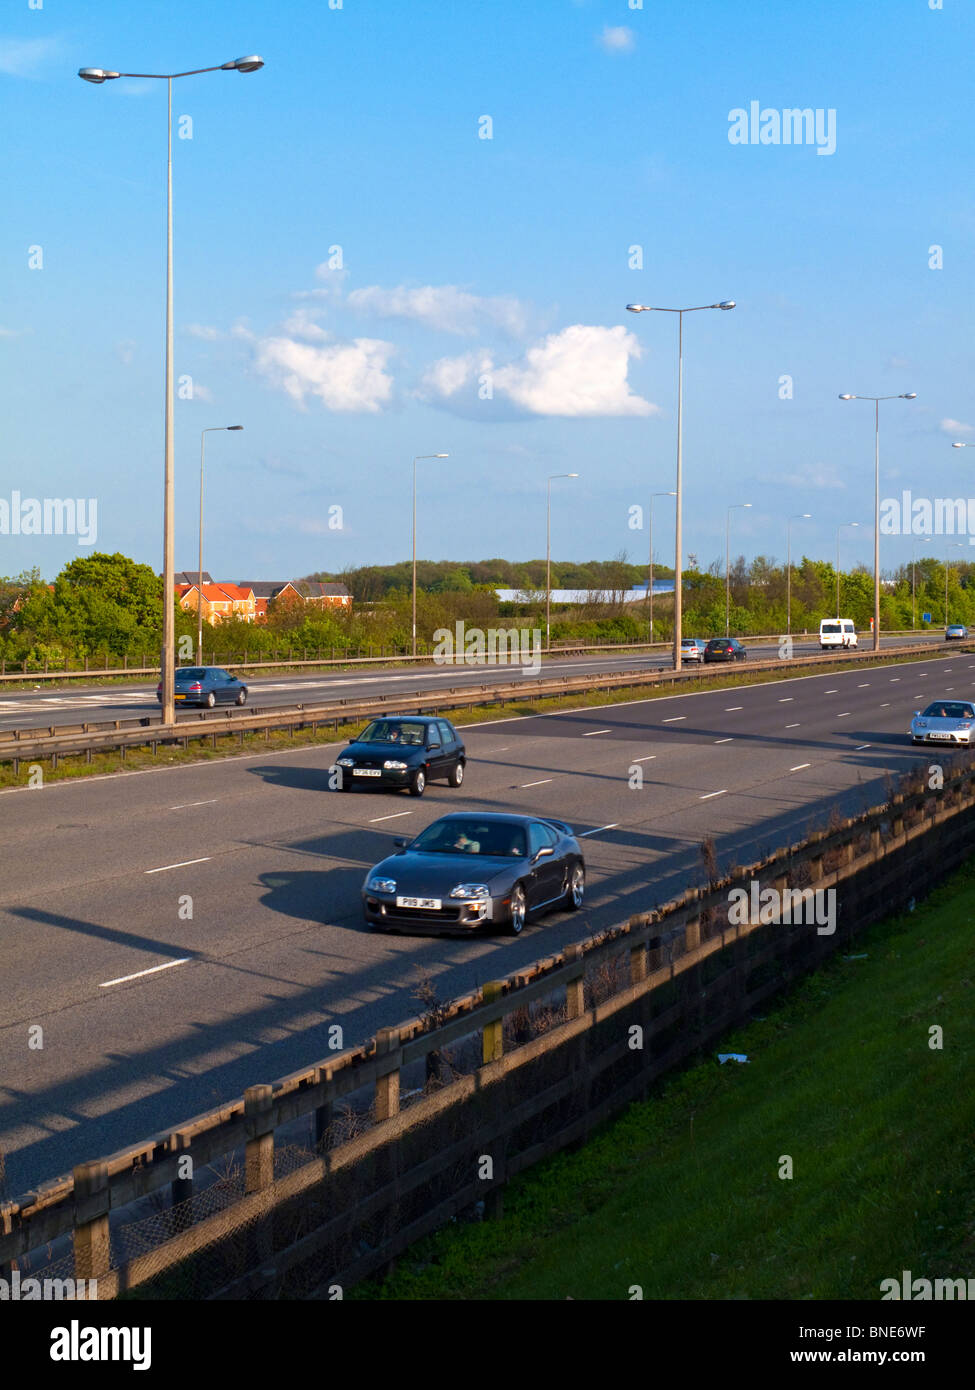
[910,699,975,745]
[680,638,707,662]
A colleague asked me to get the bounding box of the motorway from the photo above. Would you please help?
[0,632,952,734]
[0,648,969,1198]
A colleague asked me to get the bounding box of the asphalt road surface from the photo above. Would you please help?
[0,631,954,734]
[0,648,968,1196]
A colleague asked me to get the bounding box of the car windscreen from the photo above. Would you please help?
[175,669,207,680]
[821,624,841,634]
[410,819,528,857]
[356,720,426,746]
[922,702,974,719]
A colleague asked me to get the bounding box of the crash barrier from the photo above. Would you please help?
[2,754,973,1297]
[0,639,964,770]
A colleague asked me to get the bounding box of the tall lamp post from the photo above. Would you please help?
[197,426,243,664]
[912,537,931,630]
[411,453,449,657]
[836,522,860,616]
[725,502,752,637]
[647,490,676,642]
[627,299,736,670]
[786,513,812,636]
[79,55,264,727]
[838,390,917,652]
[546,473,579,649]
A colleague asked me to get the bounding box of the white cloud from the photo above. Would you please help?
[598,26,635,54]
[281,306,329,341]
[254,333,395,413]
[419,351,490,400]
[941,418,973,436]
[185,324,222,341]
[0,326,20,338]
[348,284,530,337]
[0,36,63,78]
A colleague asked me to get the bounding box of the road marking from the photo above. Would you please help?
[858,683,870,688]
[890,678,900,682]
[662,716,686,723]
[145,857,210,874]
[700,789,727,800]
[880,702,890,707]
[837,712,850,717]
[778,697,794,702]
[632,755,657,762]
[522,779,552,787]
[725,706,743,711]
[855,743,871,750]
[825,689,838,694]
[368,811,414,823]
[714,737,733,743]
[170,799,218,810]
[579,823,618,837]
[582,728,612,736]
[101,958,190,988]
[785,722,800,728]
[790,763,811,772]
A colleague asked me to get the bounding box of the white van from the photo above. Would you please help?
[820,618,858,649]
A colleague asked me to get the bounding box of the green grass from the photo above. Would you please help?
[353,862,975,1300]
[0,650,942,791]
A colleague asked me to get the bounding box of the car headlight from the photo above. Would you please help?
[383,760,408,770]
[449,883,490,899]
[368,877,396,894]
[338,757,354,767]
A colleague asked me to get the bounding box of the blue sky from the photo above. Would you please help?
[2,0,974,582]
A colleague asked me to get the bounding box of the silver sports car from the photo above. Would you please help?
[910,699,975,745]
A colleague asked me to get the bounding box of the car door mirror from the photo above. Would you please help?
[532,845,554,862]
[393,838,407,848]
[428,740,441,751]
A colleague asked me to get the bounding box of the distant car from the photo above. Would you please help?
[156,666,247,708]
[819,618,858,649]
[704,638,747,663]
[945,624,968,641]
[336,716,465,797]
[910,700,975,745]
[362,811,585,935]
[680,638,707,662]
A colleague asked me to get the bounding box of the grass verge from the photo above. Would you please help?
[352,860,975,1300]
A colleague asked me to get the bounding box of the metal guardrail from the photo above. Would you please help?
[0,640,965,768]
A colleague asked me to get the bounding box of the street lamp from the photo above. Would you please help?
[838,391,917,652]
[411,454,449,657]
[627,299,736,669]
[836,522,860,617]
[197,426,243,664]
[945,540,965,627]
[786,513,812,637]
[725,503,752,637]
[80,55,264,725]
[546,473,579,649]
[912,537,931,630]
[647,490,676,643]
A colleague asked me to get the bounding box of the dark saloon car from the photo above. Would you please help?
[703,638,747,663]
[156,666,248,707]
[336,716,465,796]
[362,812,585,935]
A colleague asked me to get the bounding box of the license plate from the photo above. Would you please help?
[175,694,186,699]
[396,896,441,910]
[928,732,953,740]
[352,768,381,776]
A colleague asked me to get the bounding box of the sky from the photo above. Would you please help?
[2,0,974,584]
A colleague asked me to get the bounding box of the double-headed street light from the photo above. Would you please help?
[197,427,244,664]
[627,300,736,670]
[786,513,812,637]
[79,56,264,726]
[647,490,676,642]
[838,391,917,652]
[725,503,751,637]
[411,454,450,657]
[546,474,579,649]
[836,522,861,616]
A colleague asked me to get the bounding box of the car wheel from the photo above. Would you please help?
[508,884,527,935]
[205,691,216,708]
[564,862,585,911]
[409,768,426,797]
[448,759,465,788]
[236,688,247,706]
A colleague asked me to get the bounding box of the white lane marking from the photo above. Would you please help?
[522,779,553,787]
[700,789,726,800]
[725,706,743,711]
[368,811,414,823]
[785,722,800,728]
[662,716,686,723]
[855,743,871,750]
[579,823,618,837]
[858,683,870,688]
[880,703,890,707]
[790,763,811,772]
[837,712,851,718]
[170,799,218,810]
[825,689,838,694]
[101,958,190,988]
[582,728,612,736]
[145,857,210,874]
[632,755,657,762]
[714,737,733,744]
[890,678,900,682]
[778,697,794,702]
